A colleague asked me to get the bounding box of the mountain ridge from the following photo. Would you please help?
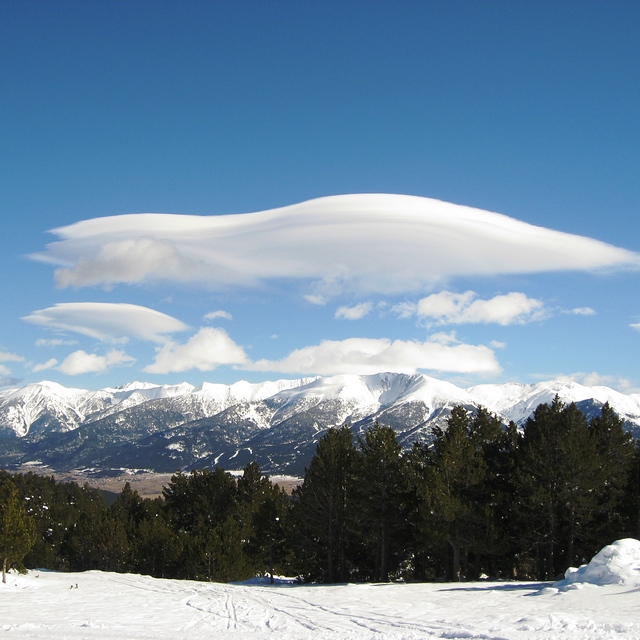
[1,373,639,475]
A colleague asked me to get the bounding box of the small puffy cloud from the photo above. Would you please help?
[144,327,249,374]
[58,350,136,375]
[566,371,638,393]
[391,301,419,319]
[204,310,233,321]
[304,294,327,306]
[427,331,459,345]
[32,358,58,373]
[23,302,188,343]
[248,335,500,376]
[568,307,596,316]
[397,291,546,326]
[0,352,24,378]
[631,323,640,332]
[0,351,25,363]
[490,340,507,349]
[35,338,78,347]
[335,302,373,320]
[32,194,640,296]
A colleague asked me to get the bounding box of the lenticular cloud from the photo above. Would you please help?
[33,194,640,295]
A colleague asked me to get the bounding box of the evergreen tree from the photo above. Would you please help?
[237,462,291,581]
[621,442,640,540]
[162,468,250,581]
[61,483,124,572]
[246,485,290,582]
[0,479,36,583]
[421,406,489,580]
[134,498,182,579]
[588,402,635,544]
[353,423,408,582]
[292,425,358,582]
[466,407,509,577]
[514,398,600,578]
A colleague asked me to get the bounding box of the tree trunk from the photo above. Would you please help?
[449,539,461,581]
[379,523,389,582]
[2,556,7,584]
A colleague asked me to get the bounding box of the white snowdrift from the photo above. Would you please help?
[554,538,640,590]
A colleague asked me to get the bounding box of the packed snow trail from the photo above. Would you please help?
[3,569,640,639]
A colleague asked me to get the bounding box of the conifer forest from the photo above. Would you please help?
[2,398,640,584]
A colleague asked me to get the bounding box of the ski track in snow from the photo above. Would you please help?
[3,569,640,640]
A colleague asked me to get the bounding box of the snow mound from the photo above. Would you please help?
[554,539,640,590]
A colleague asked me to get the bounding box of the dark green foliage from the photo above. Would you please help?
[292,425,358,583]
[352,423,409,582]
[589,403,635,543]
[1,398,637,584]
[244,480,291,582]
[513,398,604,578]
[413,406,504,580]
[162,468,251,581]
[0,475,36,582]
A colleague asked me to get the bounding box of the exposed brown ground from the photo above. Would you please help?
[15,465,302,499]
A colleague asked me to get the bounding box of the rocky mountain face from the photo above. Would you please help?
[1,373,639,476]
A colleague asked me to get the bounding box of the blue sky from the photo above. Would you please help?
[1,1,639,392]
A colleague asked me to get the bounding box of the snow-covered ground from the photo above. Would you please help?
[3,540,640,639]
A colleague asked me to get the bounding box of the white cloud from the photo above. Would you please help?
[58,350,136,375]
[144,327,249,374]
[566,371,638,393]
[32,358,58,373]
[35,338,78,347]
[398,291,547,325]
[569,307,597,316]
[631,323,640,332]
[32,194,640,296]
[390,301,419,319]
[490,340,507,349]
[0,352,24,377]
[204,310,233,321]
[248,335,500,376]
[304,294,327,306]
[0,351,24,362]
[23,302,188,343]
[427,331,459,345]
[335,302,373,320]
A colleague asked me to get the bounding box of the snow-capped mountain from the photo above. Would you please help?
[1,373,639,476]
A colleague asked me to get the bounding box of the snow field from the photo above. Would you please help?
[2,568,640,639]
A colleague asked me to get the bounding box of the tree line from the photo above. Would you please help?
[2,398,640,584]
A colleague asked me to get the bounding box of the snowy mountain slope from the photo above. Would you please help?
[1,373,639,475]
[468,378,640,427]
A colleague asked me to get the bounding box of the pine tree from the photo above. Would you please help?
[353,423,408,582]
[466,406,508,577]
[292,425,358,582]
[622,443,640,539]
[514,398,600,578]
[422,406,489,580]
[246,486,290,582]
[237,462,291,582]
[0,480,36,583]
[134,498,182,578]
[588,402,635,545]
[162,468,247,581]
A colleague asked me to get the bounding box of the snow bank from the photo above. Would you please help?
[555,539,640,590]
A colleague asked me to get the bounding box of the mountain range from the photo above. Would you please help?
[1,373,639,476]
